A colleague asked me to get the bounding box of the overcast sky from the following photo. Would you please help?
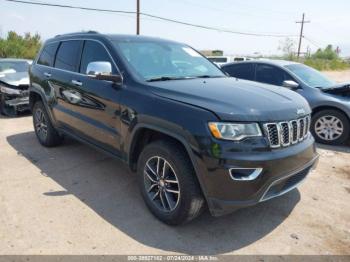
[1,0,350,56]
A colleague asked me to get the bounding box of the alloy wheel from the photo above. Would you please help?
[314,115,344,141]
[144,156,180,212]
[34,108,48,141]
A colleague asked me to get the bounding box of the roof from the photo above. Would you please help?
[50,31,181,45]
[222,59,300,68]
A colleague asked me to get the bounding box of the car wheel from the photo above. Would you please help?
[311,109,350,145]
[137,140,205,225]
[33,101,63,147]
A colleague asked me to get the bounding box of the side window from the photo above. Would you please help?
[54,40,83,72]
[80,41,114,74]
[37,42,59,67]
[223,63,254,81]
[256,64,290,86]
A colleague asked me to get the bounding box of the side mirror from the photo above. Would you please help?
[86,61,122,84]
[283,80,300,90]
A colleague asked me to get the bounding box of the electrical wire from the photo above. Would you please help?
[3,0,298,38]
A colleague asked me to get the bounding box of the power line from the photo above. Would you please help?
[304,36,322,49]
[3,0,298,38]
[165,0,293,22]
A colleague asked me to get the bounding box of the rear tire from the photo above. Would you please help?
[137,140,205,225]
[311,109,349,145]
[33,101,63,147]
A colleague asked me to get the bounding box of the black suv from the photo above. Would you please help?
[29,32,318,225]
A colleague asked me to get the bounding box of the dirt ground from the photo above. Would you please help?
[323,69,350,82]
[0,73,349,255]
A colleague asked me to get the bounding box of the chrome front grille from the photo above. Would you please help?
[263,115,311,148]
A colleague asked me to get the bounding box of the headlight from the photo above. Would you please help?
[208,122,262,141]
[0,86,21,95]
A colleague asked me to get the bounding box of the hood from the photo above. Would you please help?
[148,77,311,121]
[321,82,350,97]
[0,72,29,87]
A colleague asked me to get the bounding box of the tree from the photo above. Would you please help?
[312,45,338,60]
[0,31,42,59]
[278,37,297,60]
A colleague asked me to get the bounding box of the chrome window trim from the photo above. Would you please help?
[35,38,123,82]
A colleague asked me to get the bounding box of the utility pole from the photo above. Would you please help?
[136,0,140,35]
[296,13,310,58]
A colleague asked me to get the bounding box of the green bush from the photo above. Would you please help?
[0,31,42,59]
[304,58,349,71]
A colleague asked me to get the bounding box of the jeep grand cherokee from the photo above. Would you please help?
[29,32,319,225]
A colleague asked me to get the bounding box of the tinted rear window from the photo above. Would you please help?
[223,63,254,81]
[256,64,291,86]
[37,42,59,67]
[54,40,82,72]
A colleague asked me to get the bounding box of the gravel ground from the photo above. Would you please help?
[0,73,349,255]
[323,69,350,82]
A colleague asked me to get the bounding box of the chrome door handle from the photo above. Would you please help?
[44,72,51,78]
[71,80,82,87]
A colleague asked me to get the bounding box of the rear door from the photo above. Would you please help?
[222,63,255,81]
[49,40,85,132]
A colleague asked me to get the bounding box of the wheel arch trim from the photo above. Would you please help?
[127,123,210,204]
[312,105,350,121]
[29,87,57,127]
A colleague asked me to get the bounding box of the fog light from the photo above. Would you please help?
[229,167,263,181]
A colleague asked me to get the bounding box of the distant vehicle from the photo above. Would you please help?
[29,32,318,224]
[0,58,32,116]
[207,56,252,66]
[231,57,252,62]
[221,60,350,145]
[207,56,232,66]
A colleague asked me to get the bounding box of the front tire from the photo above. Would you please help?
[311,109,349,145]
[33,101,63,147]
[137,140,205,225]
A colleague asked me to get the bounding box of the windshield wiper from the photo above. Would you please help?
[146,76,189,82]
[146,75,225,82]
[193,75,226,79]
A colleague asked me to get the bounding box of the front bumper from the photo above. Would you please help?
[196,135,318,216]
[1,93,29,113]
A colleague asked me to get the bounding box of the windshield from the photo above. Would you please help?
[113,41,225,81]
[0,61,30,74]
[285,63,335,88]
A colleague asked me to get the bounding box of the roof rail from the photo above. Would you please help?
[54,31,99,38]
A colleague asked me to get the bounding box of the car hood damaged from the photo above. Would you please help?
[149,77,311,122]
[321,82,350,97]
[0,72,30,89]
